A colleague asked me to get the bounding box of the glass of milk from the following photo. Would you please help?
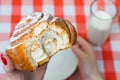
[87,0,118,45]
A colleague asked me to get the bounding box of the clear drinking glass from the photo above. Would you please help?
[87,0,118,45]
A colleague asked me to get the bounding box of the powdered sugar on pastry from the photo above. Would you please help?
[10,12,53,44]
[40,13,51,22]
[10,13,43,42]
[15,12,43,31]
[10,29,31,43]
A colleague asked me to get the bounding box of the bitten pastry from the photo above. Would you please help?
[6,12,77,71]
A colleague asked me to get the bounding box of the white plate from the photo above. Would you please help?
[44,49,78,80]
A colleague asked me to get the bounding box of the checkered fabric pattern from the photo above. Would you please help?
[0,0,120,80]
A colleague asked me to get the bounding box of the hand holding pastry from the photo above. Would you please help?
[71,35,103,80]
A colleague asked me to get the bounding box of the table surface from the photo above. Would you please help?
[0,0,120,80]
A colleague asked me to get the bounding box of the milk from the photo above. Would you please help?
[87,11,112,45]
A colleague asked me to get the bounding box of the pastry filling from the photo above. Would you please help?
[30,27,70,66]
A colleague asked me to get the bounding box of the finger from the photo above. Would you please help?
[77,36,93,54]
[72,45,85,59]
[1,53,14,72]
[29,64,47,80]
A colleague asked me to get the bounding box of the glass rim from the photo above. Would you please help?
[90,0,118,21]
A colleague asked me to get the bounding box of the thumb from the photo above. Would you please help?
[1,53,14,72]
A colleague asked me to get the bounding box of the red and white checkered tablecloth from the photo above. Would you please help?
[0,0,120,80]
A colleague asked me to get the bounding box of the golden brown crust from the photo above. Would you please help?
[6,42,37,71]
[49,18,71,43]
[64,19,77,45]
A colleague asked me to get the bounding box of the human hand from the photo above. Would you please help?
[1,54,47,80]
[70,36,103,80]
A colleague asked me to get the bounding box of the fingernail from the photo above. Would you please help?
[1,54,7,65]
